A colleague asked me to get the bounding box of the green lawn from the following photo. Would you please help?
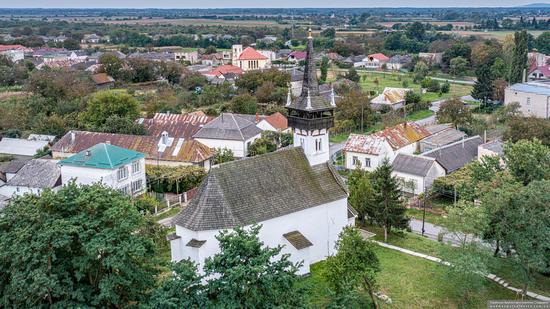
[362,225,550,298]
[358,72,472,103]
[330,123,384,143]
[406,208,449,229]
[405,109,434,121]
[299,244,520,308]
[154,206,181,221]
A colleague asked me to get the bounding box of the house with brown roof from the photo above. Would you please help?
[51,130,214,170]
[371,87,412,110]
[231,45,270,71]
[343,122,431,171]
[91,73,115,89]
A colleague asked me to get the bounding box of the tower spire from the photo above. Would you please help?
[301,27,318,97]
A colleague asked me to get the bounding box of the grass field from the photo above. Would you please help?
[299,244,521,308]
[439,30,545,40]
[363,226,550,298]
[358,72,473,102]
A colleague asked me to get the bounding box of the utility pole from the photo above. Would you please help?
[421,187,427,236]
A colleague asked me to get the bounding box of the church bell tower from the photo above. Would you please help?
[286,29,336,166]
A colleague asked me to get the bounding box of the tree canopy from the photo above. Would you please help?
[0,183,160,307]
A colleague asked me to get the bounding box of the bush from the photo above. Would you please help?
[421,78,441,93]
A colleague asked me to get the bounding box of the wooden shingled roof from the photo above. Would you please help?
[173,147,348,231]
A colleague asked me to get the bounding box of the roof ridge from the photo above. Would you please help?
[103,143,114,168]
[326,163,349,194]
[423,135,481,155]
[230,113,245,140]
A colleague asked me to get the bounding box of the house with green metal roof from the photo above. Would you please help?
[59,143,147,197]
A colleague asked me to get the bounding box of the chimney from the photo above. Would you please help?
[161,131,168,145]
[85,150,91,157]
[70,131,75,144]
[255,112,260,124]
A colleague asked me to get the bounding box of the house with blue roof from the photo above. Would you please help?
[59,143,146,197]
[505,80,550,119]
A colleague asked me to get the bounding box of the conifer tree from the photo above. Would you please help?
[509,30,528,84]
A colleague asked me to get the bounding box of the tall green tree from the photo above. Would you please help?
[436,97,472,129]
[323,227,380,309]
[370,161,409,242]
[148,260,207,309]
[0,183,159,307]
[494,180,550,295]
[82,90,141,128]
[503,138,550,185]
[203,225,305,308]
[320,56,329,84]
[472,63,495,106]
[348,169,376,223]
[229,93,257,115]
[509,30,529,84]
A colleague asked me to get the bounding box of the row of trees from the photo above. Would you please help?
[432,139,550,297]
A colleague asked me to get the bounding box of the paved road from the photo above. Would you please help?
[329,141,345,161]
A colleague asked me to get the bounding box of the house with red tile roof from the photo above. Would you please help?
[355,53,390,70]
[204,64,243,79]
[288,51,307,63]
[343,122,431,171]
[0,44,30,62]
[231,45,271,71]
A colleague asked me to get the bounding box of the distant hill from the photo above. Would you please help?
[521,3,550,7]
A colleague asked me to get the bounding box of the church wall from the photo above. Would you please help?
[172,197,349,275]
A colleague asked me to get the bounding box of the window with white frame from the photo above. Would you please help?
[117,166,128,181]
[131,179,143,194]
[352,156,361,167]
[131,161,141,174]
[365,158,371,168]
[120,185,130,195]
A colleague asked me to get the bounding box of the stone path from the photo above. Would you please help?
[365,234,550,302]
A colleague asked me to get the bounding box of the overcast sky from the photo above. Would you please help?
[1,0,549,8]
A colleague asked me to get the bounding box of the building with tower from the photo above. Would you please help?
[286,29,336,166]
[169,31,353,275]
[231,44,271,71]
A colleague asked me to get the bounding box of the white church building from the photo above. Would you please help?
[169,30,354,275]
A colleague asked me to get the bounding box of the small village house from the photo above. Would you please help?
[0,159,61,197]
[59,143,147,197]
[343,122,431,171]
[391,154,446,195]
[371,87,412,110]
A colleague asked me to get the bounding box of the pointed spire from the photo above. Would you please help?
[301,27,318,97]
[286,85,292,107]
[306,89,312,110]
[308,28,313,39]
[330,85,336,107]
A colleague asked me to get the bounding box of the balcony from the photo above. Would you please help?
[288,116,334,131]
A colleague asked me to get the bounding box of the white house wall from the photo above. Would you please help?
[505,88,550,119]
[60,158,146,195]
[195,134,261,158]
[170,198,349,275]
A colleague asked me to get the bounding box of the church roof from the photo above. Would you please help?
[173,147,348,231]
[238,47,268,61]
[286,32,334,112]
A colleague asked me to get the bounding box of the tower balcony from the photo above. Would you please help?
[288,116,334,131]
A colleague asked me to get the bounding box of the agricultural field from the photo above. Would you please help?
[440,30,546,40]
